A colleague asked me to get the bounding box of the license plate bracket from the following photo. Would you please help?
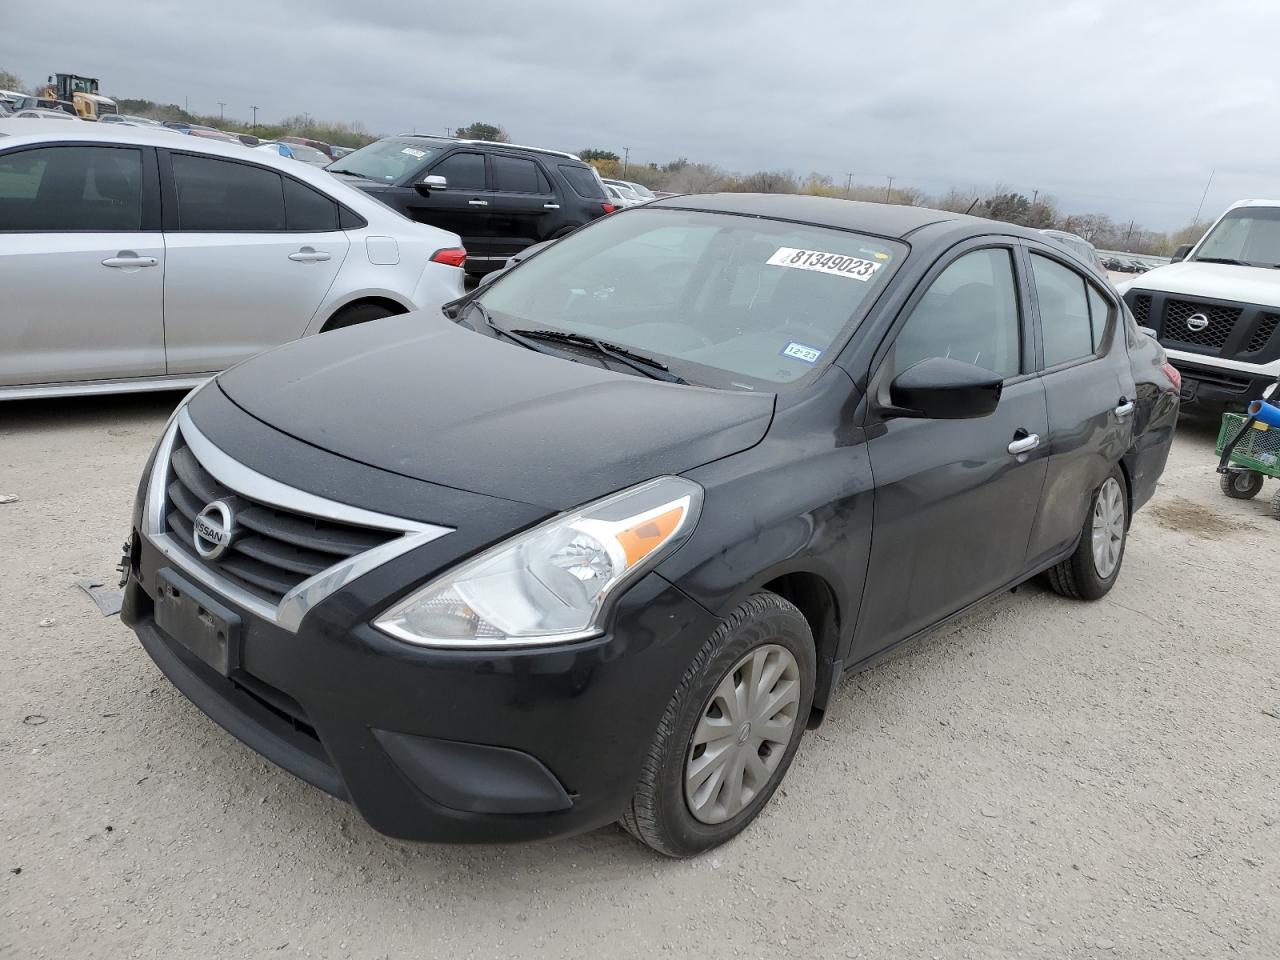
[154,569,241,676]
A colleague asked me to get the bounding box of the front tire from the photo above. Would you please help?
[322,302,396,331]
[1046,468,1128,601]
[621,592,815,858]
[1220,469,1264,500]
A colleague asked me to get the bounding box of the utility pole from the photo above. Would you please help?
[217,101,226,120]
[1193,167,1216,224]
[303,112,311,129]
[844,172,854,197]
[1124,219,1136,247]
[445,127,452,138]
[251,105,259,130]
[1031,188,1039,205]
[184,95,188,113]
[885,175,895,202]
[622,146,631,178]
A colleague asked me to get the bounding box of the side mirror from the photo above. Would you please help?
[886,356,1003,420]
[1170,243,1193,263]
[416,174,447,195]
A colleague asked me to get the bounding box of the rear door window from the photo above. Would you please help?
[1031,253,1094,366]
[171,154,285,231]
[283,177,339,231]
[492,155,546,194]
[1086,284,1113,350]
[0,145,142,231]
[431,152,486,191]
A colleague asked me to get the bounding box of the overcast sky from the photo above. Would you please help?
[6,0,1277,231]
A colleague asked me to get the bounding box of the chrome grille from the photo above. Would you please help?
[1163,299,1240,350]
[163,429,399,604]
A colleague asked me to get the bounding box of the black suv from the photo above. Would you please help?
[329,137,615,275]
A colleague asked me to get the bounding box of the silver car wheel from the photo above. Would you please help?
[684,643,801,825]
[1091,477,1125,579]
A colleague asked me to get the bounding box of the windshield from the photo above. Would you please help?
[477,207,903,389]
[1195,206,1280,267]
[628,183,655,199]
[329,138,438,183]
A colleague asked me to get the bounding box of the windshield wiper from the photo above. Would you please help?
[466,301,556,356]
[331,168,371,180]
[513,328,687,384]
[1194,256,1249,266]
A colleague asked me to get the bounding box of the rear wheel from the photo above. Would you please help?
[1270,488,1280,520]
[1220,469,1264,500]
[322,302,396,332]
[621,592,814,858]
[1046,468,1128,601]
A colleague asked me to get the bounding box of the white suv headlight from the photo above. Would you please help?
[373,476,703,648]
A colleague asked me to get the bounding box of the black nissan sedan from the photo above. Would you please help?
[122,194,1179,857]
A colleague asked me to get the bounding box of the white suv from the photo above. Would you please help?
[0,119,465,400]
[1116,199,1280,412]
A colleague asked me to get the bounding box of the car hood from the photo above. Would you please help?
[216,312,775,510]
[1120,260,1280,310]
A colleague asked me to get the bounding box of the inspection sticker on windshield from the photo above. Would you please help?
[781,341,822,363]
[767,247,883,281]
[400,147,427,158]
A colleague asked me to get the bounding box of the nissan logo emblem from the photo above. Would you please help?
[193,499,237,560]
[1185,312,1210,332]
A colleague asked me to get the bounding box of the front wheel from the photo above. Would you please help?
[620,592,815,858]
[1220,469,1264,500]
[1046,468,1128,601]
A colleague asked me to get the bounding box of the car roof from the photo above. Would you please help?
[648,192,1029,241]
[0,117,374,206]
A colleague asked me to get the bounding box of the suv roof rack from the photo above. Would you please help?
[449,139,582,161]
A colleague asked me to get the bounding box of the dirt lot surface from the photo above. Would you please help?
[3,393,1278,959]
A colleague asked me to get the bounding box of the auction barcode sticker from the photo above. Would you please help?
[766,247,883,281]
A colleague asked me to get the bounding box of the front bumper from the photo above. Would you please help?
[123,532,720,843]
[1169,358,1271,414]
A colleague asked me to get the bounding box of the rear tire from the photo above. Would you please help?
[322,302,396,332]
[1046,467,1128,601]
[1270,488,1280,520]
[620,592,815,858]
[1220,469,1264,500]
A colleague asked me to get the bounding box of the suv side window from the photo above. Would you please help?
[1086,284,1112,349]
[172,154,284,231]
[1031,253,1094,366]
[893,248,1021,379]
[431,152,486,191]
[558,163,607,200]
[492,155,545,194]
[0,145,142,231]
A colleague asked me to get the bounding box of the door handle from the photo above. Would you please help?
[1008,433,1040,456]
[102,255,158,268]
[288,248,332,262]
[543,203,560,209]
[468,199,489,206]
[1114,399,1135,418]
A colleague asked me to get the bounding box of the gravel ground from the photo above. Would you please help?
[3,393,1278,959]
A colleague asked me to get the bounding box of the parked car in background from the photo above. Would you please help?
[329,136,615,276]
[1040,228,1108,275]
[100,114,166,127]
[0,119,466,400]
[330,145,354,159]
[12,108,80,121]
[187,128,243,145]
[11,95,77,116]
[604,178,655,202]
[281,135,341,160]
[284,142,333,168]
[121,194,1177,856]
[1117,199,1280,413]
[606,184,639,207]
[254,141,297,158]
[0,102,11,117]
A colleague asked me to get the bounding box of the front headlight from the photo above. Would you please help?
[373,476,703,649]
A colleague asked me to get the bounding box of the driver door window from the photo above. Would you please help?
[893,248,1021,379]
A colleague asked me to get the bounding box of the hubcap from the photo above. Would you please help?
[1091,477,1125,579]
[684,644,801,825]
